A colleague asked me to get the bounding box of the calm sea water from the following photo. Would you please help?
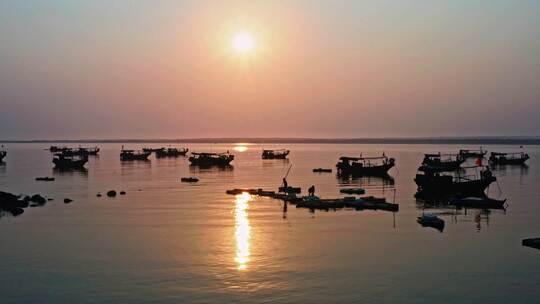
[0,143,539,303]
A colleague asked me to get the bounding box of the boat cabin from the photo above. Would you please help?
[336,154,395,176]
[120,149,151,161]
[459,148,487,158]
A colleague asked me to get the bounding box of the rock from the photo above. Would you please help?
[30,194,47,205]
[107,190,117,197]
[64,198,73,204]
[0,191,29,209]
[120,191,126,195]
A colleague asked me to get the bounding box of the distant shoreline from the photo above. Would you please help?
[1,137,539,145]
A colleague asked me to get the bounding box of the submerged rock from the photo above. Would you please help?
[107,190,117,197]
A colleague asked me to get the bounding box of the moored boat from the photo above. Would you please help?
[417,213,445,231]
[189,152,234,166]
[156,147,189,158]
[62,147,100,157]
[489,152,529,165]
[0,148,6,162]
[313,168,332,173]
[52,153,88,169]
[120,149,151,161]
[262,149,290,159]
[415,165,496,196]
[336,154,395,176]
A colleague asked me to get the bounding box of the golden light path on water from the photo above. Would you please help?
[234,193,252,271]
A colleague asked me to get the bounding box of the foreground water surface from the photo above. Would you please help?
[0,143,539,303]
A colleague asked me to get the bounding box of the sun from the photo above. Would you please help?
[232,31,255,54]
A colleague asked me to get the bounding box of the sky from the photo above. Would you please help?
[1,0,539,140]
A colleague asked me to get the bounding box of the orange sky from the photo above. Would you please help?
[1,0,539,139]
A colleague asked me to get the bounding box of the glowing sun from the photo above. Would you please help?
[232,31,255,54]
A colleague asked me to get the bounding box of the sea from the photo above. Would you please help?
[0,143,539,303]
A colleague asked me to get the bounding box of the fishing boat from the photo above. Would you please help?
[261,149,290,159]
[120,149,151,161]
[415,165,496,195]
[180,177,199,183]
[489,152,529,165]
[313,168,332,173]
[336,154,395,176]
[52,153,88,169]
[188,152,234,166]
[420,153,465,172]
[156,147,189,158]
[142,147,162,153]
[417,213,445,231]
[450,196,507,209]
[459,147,487,158]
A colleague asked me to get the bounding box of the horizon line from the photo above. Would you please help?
[1,136,539,145]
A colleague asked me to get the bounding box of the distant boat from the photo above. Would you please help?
[52,153,88,169]
[415,165,496,195]
[49,146,69,153]
[189,152,234,166]
[156,147,189,158]
[489,152,529,165]
[459,147,487,158]
[420,153,465,172]
[261,149,290,159]
[336,154,395,176]
[417,213,445,232]
[450,196,507,209]
[120,149,151,161]
[313,168,332,173]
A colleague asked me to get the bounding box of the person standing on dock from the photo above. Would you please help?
[308,185,315,196]
[282,177,288,188]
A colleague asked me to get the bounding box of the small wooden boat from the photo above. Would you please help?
[189,152,234,166]
[35,177,55,181]
[336,154,395,176]
[450,196,506,209]
[180,177,199,183]
[415,165,496,196]
[459,148,487,158]
[52,154,88,169]
[340,188,365,195]
[120,149,151,161]
[489,152,529,165]
[313,168,332,173]
[262,149,290,159]
[156,147,189,158]
[522,238,540,250]
[421,153,465,172]
[417,213,445,231]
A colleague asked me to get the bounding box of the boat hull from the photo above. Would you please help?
[414,175,495,195]
[53,158,88,169]
[336,163,394,176]
[188,157,233,166]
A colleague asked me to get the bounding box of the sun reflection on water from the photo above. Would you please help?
[234,192,252,271]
